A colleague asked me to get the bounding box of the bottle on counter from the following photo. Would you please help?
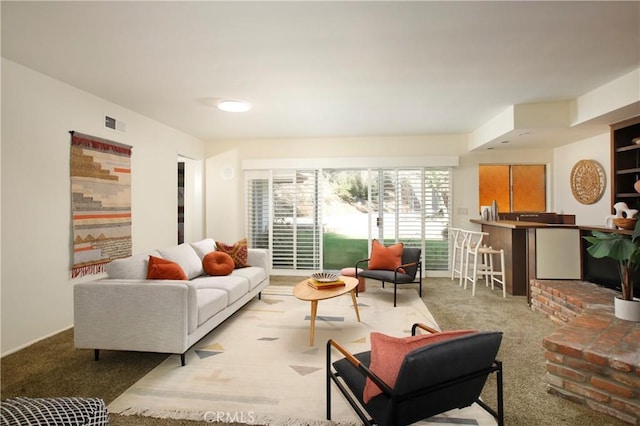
[491,200,498,221]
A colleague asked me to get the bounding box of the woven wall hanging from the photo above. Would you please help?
[70,131,133,278]
[570,159,605,205]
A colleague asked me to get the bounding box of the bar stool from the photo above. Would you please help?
[464,231,487,295]
[478,245,506,298]
[450,228,470,286]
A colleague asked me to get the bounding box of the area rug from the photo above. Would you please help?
[109,286,497,425]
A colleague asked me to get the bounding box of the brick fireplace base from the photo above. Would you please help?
[530,280,639,424]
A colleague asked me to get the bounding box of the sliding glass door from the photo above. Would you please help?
[321,170,370,270]
[246,167,451,274]
[371,169,424,246]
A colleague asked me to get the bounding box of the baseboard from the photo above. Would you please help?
[1,324,73,358]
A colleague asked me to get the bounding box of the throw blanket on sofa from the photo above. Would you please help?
[70,131,132,278]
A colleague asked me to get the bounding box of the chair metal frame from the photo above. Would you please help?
[326,323,504,426]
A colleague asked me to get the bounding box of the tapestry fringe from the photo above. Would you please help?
[71,263,106,279]
[111,407,359,425]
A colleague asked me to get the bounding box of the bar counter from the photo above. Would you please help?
[469,219,582,297]
[469,219,637,301]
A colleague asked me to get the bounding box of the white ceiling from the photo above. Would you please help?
[2,1,639,149]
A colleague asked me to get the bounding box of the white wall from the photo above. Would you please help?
[0,59,205,355]
[553,132,611,226]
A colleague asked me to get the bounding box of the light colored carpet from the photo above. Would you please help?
[109,285,498,425]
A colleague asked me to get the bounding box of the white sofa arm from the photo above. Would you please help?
[74,279,191,355]
[247,248,271,275]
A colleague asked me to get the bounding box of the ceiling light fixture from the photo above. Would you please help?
[216,99,252,112]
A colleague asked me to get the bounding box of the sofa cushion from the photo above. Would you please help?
[105,250,161,279]
[216,238,250,268]
[147,256,188,280]
[203,251,234,276]
[192,275,250,304]
[189,238,216,260]
[231,266,267,290]
[196,289,228,326]
[157,243,204,279]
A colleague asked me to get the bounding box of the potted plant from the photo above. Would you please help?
[583,219,640,321]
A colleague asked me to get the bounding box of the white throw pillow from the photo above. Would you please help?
[189,238,216,260]
[157,243,204,279]
[105,250,161,279]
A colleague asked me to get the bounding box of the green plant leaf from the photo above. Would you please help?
[584,233,635,261]
[583,230,638,300]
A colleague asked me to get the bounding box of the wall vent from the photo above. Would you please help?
[105,115,126,132]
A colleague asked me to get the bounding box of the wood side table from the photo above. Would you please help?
[293,276,360,346]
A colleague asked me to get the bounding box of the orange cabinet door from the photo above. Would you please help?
[512,165,546,212]
[479,165,510,213]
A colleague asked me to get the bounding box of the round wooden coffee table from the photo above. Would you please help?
[293,276,361,346]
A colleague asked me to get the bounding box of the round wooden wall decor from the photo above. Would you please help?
[570,159,606,204]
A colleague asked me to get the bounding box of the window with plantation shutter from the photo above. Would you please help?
[246,174,269,250]
[423,168,451,270]
[246,170,321,270]
[370,169,451,271]
[246,167,452,273]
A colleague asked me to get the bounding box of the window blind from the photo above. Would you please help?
[246,167,451,273]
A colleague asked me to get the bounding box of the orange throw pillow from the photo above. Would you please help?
[368,240,404,272]
[362,329,476,403]
[215,238,250,269]
[203,251,235,276]
[146,255,188,280]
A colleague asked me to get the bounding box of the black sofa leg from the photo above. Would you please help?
[94,349,100,361]
[180,353,186,366]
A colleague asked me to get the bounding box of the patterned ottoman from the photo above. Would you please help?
[1,397,109,425]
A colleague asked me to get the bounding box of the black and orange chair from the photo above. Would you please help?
[356,243,422,307]
[326,323,504,426]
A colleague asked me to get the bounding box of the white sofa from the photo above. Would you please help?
[73,238,270,365]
